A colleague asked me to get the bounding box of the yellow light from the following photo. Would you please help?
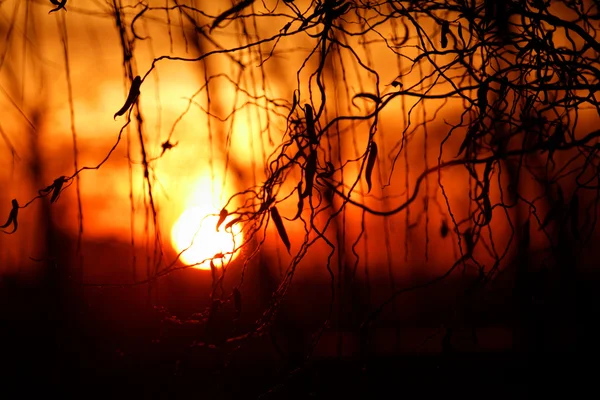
[170,205,242,269]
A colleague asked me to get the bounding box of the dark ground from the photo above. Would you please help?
[1,236,599,398]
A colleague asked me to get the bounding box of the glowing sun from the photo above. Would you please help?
[171,205,242,269]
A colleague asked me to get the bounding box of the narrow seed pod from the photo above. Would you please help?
[270,206,291,253]
[440,219,449,238]
[477,80,488,115]
[1,199,19,234]
[397,20,410,47]
[482,194,492,226]
[304,104,317,144]
[49,0,67,13]
[457,22,464,44]
[114,76,142,119]
[330,1,351,18]
[302,150,317,198]
[224,217,241,231]
[365,141,378,193]
[216,208,228,232]
[288,91,298,121]
[210,0,255,32]
[292,181,304,220]
[463,228,474,258]
[480,160,493,226]
[441,20,450,49]
[50,176,67,203]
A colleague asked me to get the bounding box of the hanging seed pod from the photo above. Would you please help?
[49,0,67,13]
[440,20,450,49]
[440,219,449,238]
[210,0,255,32]
[114,76,142,119]
[50,176,67,203]
[480,160,494,226]
[257,196,276,214]
[463,228,474,258]
[1,199,19,234]
[482,194,492,226]
[224,217,241,231]
[292,181,304,220]
[216,208,228,232]
[365,141,378,193]
[477,80,488,116]
[270,206,291,253]
[288,91,298,121]
[304,104,318,144]
[302,150,317,199]
[457,22,464,44]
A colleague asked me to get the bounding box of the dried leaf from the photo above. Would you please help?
[365,141,378,193]
[216,208,228,232]
[233,287,242,319]
[440,20,450,49]
[114,76,141,119]
[270,206,291,253]
[210,0,255,32]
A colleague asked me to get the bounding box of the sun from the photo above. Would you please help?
[171,205,242,269]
